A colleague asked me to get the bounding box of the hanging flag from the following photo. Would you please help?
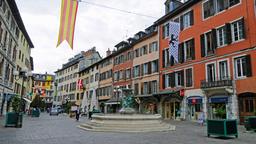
[77,79,83,90]
[57,0,79,49]
[169,22,180,62]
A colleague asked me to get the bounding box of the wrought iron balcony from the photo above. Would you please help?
[201,77,233,89]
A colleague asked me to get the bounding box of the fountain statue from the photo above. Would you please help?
[78,88,175,132]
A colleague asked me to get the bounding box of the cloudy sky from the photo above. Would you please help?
[16,0,166,74]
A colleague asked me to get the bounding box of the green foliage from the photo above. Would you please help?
[11,95,21,113]
[215,105,226,119]
[30,95,46,110]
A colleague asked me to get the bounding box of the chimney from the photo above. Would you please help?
[106,48,111,56]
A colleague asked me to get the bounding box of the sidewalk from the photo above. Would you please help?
[0,115,5,128]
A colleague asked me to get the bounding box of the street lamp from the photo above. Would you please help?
[13,67,32,128]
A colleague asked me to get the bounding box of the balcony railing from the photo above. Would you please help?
[201,77,233,89]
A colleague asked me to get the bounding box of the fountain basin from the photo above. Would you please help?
[78,114,175,133]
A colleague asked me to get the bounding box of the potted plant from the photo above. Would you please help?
[215,105,226,119]
[5,95,21,127]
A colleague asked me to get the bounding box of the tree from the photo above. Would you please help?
[30,95,46,110]
[11,95,21,113]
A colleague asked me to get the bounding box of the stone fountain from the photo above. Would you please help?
[78,89,175,132]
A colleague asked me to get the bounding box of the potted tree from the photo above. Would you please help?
[215,105,226,119]
[5,95,22,127]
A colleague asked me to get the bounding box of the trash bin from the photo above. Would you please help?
[207,119,238,138]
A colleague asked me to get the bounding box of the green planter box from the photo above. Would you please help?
[31,109,40,117]
[207,119,238,138]
[5,112,23,128]
[244,116,256,131]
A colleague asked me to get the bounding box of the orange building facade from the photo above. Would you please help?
[157,0,256,122]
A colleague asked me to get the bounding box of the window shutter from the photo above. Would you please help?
[225,23,232,44]
[245,55,252,77]
[170,73,175,88]
[162,25,165,39]
[170,56,175,66]
[180,15,184,31]
[148,81,152,94]
[140,64,143,76]
[200,34,205,57]
[162,50,166,68]
[178,43,184,63]
[162,74,166,89]
[141,83,143,95]
[148,62,152,74]
[211,29,217,50]
[190,10,194,26]
[180,70,184,86]
[156,59,159,72]
[241,17,246,39]
[191,38,195,60]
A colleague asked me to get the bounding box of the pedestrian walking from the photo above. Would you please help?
[198,110,205,126]
[76,108,80,121]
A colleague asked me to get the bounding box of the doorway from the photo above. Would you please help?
[165,101,180,120]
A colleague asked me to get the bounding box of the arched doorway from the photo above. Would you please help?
[238,92,256,123]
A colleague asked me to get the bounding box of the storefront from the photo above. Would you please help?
[238,92,256,123]
[187,96,203,121]
[208,96,229,119]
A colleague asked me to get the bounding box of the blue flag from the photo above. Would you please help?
[169,22,180,62]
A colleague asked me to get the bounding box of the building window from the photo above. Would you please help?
[201,30,216,57]
[206,63,216,82]
[245,99,254,112]
[143,82,148,95]
[162,49,170,68]
[219,60,229,80]
[119,70,123,80]
[217,26,227,47]
[231,18,245,42]
[203,0,240,19]
[152,60,158,73]
[162,23,169,39]
[134,65,140,77]
[149,41,158,53]
[152,81,157,94]
[234,55,252,79]
[126,69,131,79]
[165,74,170,88]
[175,71,183,87]
[185,68,193,87]
[203,0,215,19]
[184,39,195,61]
[90,75,94,83]
[182,11,192,29]
[143,63,148,75]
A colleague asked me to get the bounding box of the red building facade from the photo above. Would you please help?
[156,0,256,122]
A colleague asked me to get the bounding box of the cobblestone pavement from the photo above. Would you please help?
[0,113,255,144]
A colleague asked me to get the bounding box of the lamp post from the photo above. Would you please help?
[13,67,32,128]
